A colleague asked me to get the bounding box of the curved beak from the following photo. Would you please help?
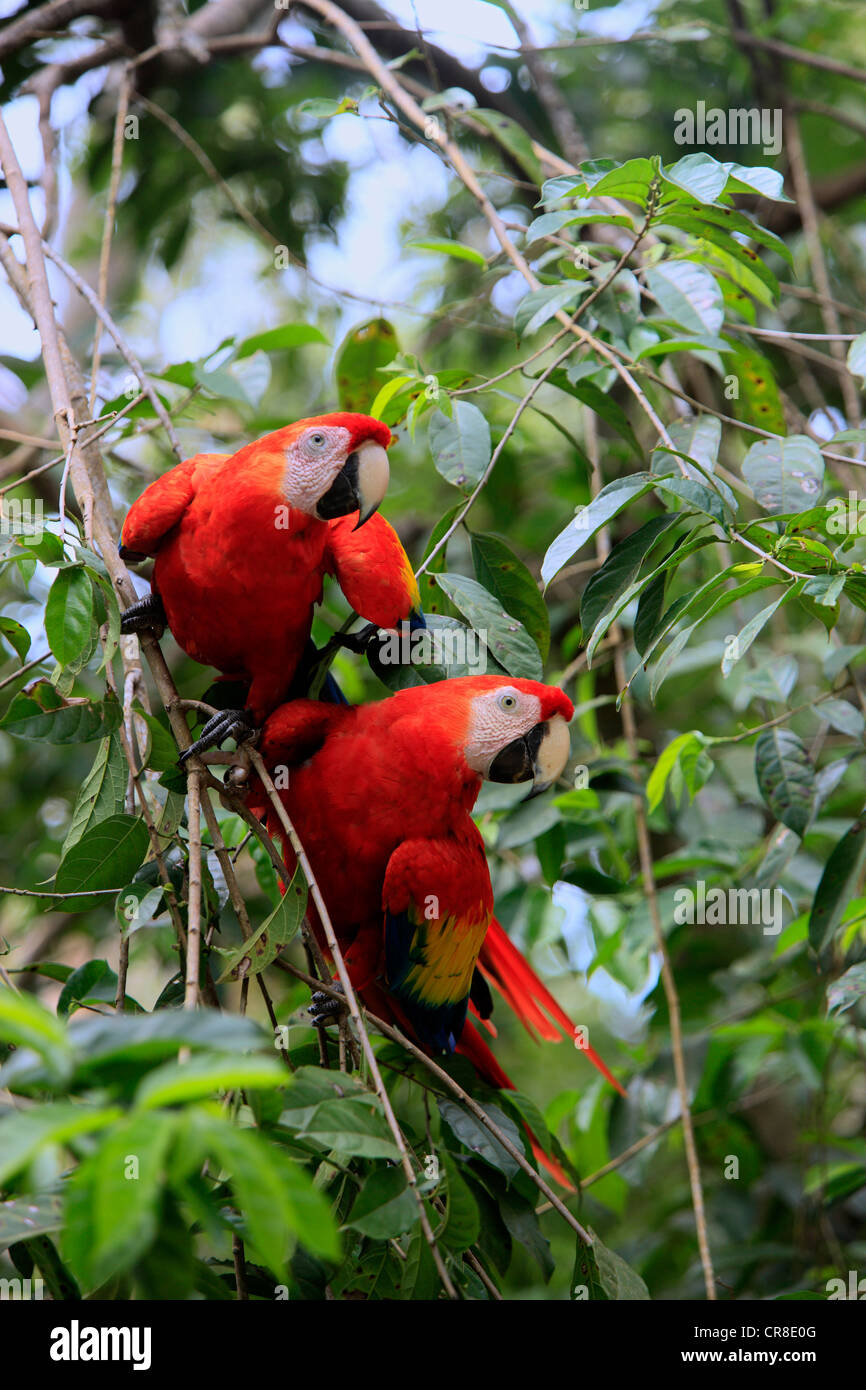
[315,439,390,527]
[486,713,571,797]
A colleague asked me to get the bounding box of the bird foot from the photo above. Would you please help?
[120,592,166,637]
[179,708,257,764]
[334,622,379,656]
[308,983,347,1028]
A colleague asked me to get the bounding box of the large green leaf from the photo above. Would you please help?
[435,572,543,678]
[471,531,550,660]
[541,475,653,587]
[0,1103,123,1187]
[429,402,491,487]
[54,814,150,911]
[809,818,866,953]
[335,318,398,413]
[214,865,306,983]
[45,567,95,669]
[62,1110,175,1288]
[742,435,824,514]
[645,261,724,338]
[0,683,122,743]
[344,1167,419,1238]
[572,1228,651,1300]
[755,729,815,837]
[62,733,127,854]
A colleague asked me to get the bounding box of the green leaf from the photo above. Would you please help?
[755,729,815,837]
[847,333,866,385]
[541,475,653,586]
[817,699,864,738]
[827,963,866,1016]
[547,370,643,458]
[470,109,543,184]
[135,1053,288,1108]
[513,283,586,338]
[438,1150,480,1252]
[471,532,550,660]
[44,567,95,669]
[344,1166,419,1238]
[581,515,679,640]
[0,1103,123,1187]
[661,153,728,204]
[406,237,485,267]
[57,959,124,1017]
[201,1114,339,1269]
[429,402,491,487]
[721,590,791,675]
[0,616,30,662]
[438,1099,521,1181]
[299,1096,401,1160]
[214,865,306,983]
[651,415,721,479]
[809,818,866,952]
[116,884,166,936]
[55,813,150,911]
[583,157,656,205]
[742,435,824,513]
[646,732,708,812]
[62,1111,175,1288]
[0,988,72,1080]
[0,1196,63,1251]
[645,261,723,338]
[235,324,328,358]
[723,161,791,201]
[68,1011,267,1083]
[435,573,543,679]
[335,318,399,413]
[0,683,122,743]
[572,1229,651,1300]
[62,733,127,854]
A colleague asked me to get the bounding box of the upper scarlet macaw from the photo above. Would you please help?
[244,675,625,1177]
[118,413,423,758]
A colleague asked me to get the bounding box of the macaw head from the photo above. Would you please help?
[278,412,392,526]
[403,676,573,798]
[460,677,574,796]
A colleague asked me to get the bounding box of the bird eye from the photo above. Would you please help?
[498,692,519,711]
[309,431,326,449]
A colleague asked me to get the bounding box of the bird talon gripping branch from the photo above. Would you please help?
[179,708,257,764]
[308,984,347,1027]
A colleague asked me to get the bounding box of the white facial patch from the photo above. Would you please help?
[283,425,352,513]
[464,687,543,775]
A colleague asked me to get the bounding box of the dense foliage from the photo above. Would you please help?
[1,0,866,1301]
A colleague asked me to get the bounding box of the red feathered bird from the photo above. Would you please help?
[245,675,625,1179]
[118,413,423,758]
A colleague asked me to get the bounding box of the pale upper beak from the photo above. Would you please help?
[315,439,390,527]
[486,713,571,796]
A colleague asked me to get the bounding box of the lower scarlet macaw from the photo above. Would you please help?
[245,675,625,1181]
[118,413,423,758]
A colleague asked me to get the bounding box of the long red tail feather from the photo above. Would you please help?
[478,918,626,1097]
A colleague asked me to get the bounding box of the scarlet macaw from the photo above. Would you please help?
[118,413,423,758]
[245,676,625,1119]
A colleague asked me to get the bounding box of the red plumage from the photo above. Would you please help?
[247,676,625,1184]
[119,414,421,723]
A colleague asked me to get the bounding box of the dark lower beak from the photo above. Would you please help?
[315,439,390,527]
[316,452,361,521]
[487,715,571,797]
